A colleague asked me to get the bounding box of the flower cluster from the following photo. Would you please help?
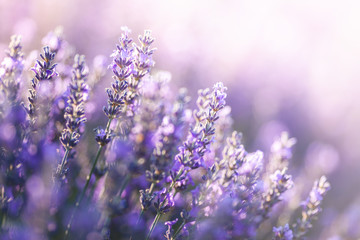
[0,28,334,240]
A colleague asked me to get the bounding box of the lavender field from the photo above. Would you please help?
[1,1,360,240]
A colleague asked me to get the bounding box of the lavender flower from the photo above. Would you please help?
[31,47,58,81]
[175,82,227,170]
[273,224,293,240]
[42,26,64,54]
[42,27,76,83]
[0,35,24,103]
[60,55,88,147]
[128,74,170,176]
[0,36,26,180]
[154,188,175,214]
[194,132,268,239]
[103,28,133,120]
[109,28,134,81]
[268,132,297,172]
[260,168,293,222]
[139,189,156,211]
[292,176,330,239]
[25,46,58,123]
[103,79,128,119]
[56,54,89,178]
[132,30,156,80]
[124,30,156,117]
[152,88,190,174]
[208,105,233,161]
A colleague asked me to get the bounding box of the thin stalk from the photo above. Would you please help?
[1,214,5,230]
[65,118,112,239]
[145,212,161,240]
[58,147,70,177]
[135,211,144,226]
[116,173,131,198]
[148,182,155,193]
[64,145,103,239]
[0,187,5,230]
[172,220,185,240]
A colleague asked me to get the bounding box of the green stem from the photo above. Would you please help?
[65,118,112,239]
[117,173,131,198]
[172,220,185,240]
[145,212,161,240]
[58,147,70,177]
[1,213,6,230]
[105,118,113,133]
[135,210,144,225]
[64,145,103,239]
[0,187,5,229]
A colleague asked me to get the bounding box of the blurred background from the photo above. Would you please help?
[1,0,360,239]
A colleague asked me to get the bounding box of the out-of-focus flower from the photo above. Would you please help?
[25,46,57,122]
[273,224,293,240]
[42,26,64,54]
[269,132,297,170]
[293,176,331,239]
[0,35,24,103]
[260,168,293,221]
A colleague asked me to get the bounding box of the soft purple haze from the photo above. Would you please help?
[1,0,360,239]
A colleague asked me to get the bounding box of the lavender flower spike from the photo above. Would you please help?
[269,132,297,171]
[293,176,330,239]
[25,46,58,121]
[124,30,156,118]
[109,27,134,81]
[259,168,294,222]
[0,35,24,102]
[104,27,133,119]
[57,54,89,178]
[175,82,227,169]
[132,30,156,80]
